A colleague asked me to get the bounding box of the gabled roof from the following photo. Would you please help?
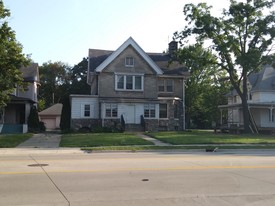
[226,64,275,97]
[88,38,189,76]
[95,37,163,75]
[39,103,63,116]
[249,65,275,91]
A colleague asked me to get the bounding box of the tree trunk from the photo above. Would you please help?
[241,73,252,134]
[241,95,252,133]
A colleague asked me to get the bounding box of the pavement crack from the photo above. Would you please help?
[29,155,70,206]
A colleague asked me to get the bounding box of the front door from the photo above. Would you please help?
[125,105,135,124]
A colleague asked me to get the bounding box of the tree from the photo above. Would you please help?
[70,57,90,94]
[177,44,230,128]
[174,0,275,133]
[0,0,30,109]
[39,61,71,108]
[59,96,71,131]
[27,105,40,132]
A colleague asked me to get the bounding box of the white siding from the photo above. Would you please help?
[101,103,160,124]
[260,108,275,127]
[259,92,275,102]
[71,96,99,119]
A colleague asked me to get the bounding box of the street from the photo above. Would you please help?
[1,150,275,205]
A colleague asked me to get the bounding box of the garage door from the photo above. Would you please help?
[41,118,56,130]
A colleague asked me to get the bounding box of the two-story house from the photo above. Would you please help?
[219,64,275,133]
[70,37,189,132]
[0,63,39,134]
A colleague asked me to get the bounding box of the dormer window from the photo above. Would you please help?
[125,57,134,67]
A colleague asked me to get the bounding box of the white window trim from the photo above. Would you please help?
[144,104,156,119]
[115,73,144,91]
[81,104,92,118]
[166,79,174,93]
[104,103,118,118]
[159,103,168,119]
[125,57,135,67]
[158,79,174,93]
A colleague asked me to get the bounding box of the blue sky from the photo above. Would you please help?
[4,0,228,66]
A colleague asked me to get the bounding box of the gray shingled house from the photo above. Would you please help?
[70,37,189,132]
[219,64,275,133]
[0,63,39,133]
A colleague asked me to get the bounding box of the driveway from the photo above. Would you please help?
[16,132,61,148]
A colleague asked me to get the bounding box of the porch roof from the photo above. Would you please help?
[218,102,275,109]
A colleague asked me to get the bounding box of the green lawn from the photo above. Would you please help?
[148,130,275,145]
[0,133,33,148]
[60,133,154,147]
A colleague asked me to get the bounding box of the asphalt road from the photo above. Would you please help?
[1,150,275,206]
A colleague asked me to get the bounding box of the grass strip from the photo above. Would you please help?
[0,133,33,148]
[61,132,154,147]
[148,130,275,145]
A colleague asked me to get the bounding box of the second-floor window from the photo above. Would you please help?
[125,57,134,67]
[158,79,174,93]
[115,74,143,91]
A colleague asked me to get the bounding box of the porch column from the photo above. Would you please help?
[220,109,223,125]
[182,79,186,130]
[269,107,273,122]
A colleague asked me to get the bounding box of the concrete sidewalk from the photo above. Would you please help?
[137,133,172,146]
[16,132,62,148]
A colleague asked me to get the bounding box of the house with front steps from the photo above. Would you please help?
[70,37,189,132]
[0,63,39,133]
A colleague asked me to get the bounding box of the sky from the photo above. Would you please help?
[4,0,229,67]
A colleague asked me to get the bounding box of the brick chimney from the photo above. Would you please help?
[168,40,178,58]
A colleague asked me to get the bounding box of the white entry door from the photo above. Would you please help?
[125,105,135,124]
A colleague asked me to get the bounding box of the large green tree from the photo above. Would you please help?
[70,57,90,94]
[174,0,275,133]
[177,44,230,128]
[38,61,71,109]
[0,0,29,109]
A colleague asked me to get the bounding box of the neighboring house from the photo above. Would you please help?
[70,37,189,132]
[219,64,275,133]
[0,63,39,133]
[39,103,63,130]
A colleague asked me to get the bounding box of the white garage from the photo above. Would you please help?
[39,103,63,130]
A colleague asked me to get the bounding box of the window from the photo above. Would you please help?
[158,79,165,92]
[125,57,134,67]
[105,104,118,118]
[115,74,143,91]
[158,79,173,92]
[166,79,173,92]
[159,104,168,118]
[117,75,124,89]
[126,76,133,89]
[144,104,156,118]
[84,105,90,117]
[135,76,142,90]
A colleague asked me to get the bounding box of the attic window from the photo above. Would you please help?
[125,57,134,67]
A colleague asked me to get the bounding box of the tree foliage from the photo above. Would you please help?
[0,0,30,108]
[70,57,90,94]
[38,61,71,108]
[174,0,275,133]
[177,44,230,128]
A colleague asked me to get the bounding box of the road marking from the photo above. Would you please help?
[1,165,275,175]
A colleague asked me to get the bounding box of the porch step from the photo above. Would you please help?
[125,124,144,132]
